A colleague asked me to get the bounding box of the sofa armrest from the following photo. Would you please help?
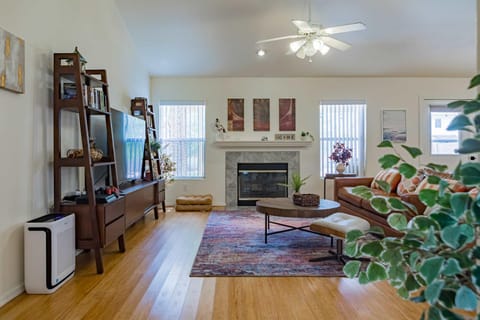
[333,177,374,200]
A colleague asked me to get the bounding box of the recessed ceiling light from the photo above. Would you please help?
[256,49,266,57]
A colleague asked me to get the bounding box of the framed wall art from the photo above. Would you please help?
[382,109,407,143]
[253,98,270,131]
[279,98,296,131]
[227,98,244,131]
[0,27,25,93]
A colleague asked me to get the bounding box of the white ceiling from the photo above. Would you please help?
[115,0,476,77]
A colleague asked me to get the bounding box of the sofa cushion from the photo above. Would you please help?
[370,168,402,192]
[415,178,468,193]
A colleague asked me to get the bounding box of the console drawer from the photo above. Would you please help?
[104,216,125,246]
[99,197,125,225]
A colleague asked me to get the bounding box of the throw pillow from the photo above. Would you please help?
[370,168,401,193]
[397,175,424,196]
[415,178,468,193]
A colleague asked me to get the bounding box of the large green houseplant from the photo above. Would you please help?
[343,75,480,319]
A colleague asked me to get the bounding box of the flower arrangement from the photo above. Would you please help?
[301,131,314,141]
[329,142,353,165]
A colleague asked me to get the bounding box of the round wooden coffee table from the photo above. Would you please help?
[256,198,341,243]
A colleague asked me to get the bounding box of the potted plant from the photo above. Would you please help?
[150,140,161,157]
[279,173,310,193]
[343,74,480,319]
[279,173,319,206]
[301,131,314,141]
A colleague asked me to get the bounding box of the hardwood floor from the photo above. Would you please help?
[0,209,425,319]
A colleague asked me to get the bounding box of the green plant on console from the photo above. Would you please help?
[343,74,480,320]
[279,173,310,193]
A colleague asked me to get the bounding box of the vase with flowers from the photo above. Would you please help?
[329,142,353,173]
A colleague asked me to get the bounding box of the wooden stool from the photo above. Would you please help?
[309,212,370,264]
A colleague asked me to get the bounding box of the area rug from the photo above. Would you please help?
[190,210,346,277]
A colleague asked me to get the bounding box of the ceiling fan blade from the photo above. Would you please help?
[292,20,314,33]
[320,36,351,51]
[319,22,366,35]
[256,35,305,44]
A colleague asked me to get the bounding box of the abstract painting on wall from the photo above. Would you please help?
[279,98,296,131]
[0,27,25,93]
[253,98,270,131]
[228,98,245,131]
[382,109,407,143]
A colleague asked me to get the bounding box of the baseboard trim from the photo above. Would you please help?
[0,284,24,308]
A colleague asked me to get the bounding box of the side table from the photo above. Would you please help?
[323,173,357,199]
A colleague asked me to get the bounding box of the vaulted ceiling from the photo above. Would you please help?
[115,0,476,77]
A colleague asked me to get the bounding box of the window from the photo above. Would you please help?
[429,104,460,155]
[158,101,206,179]
[319,101,366,177]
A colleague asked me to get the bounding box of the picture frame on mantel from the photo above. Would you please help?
[227,98,245,131]
[382,109,407,143]
[279,98,296,131]
[0,27,25,93]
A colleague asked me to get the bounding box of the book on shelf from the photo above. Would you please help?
[60,81,77,100]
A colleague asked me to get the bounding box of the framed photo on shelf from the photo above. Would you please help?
[382,109,407,143]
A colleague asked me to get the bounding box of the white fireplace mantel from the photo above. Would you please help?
[214,140,312,148]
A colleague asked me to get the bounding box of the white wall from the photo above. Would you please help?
[150,77,473,206]
[0,0,149,306]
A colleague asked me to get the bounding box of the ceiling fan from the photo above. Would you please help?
[256,3,366,62]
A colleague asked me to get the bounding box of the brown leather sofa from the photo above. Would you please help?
[333,176,426,236]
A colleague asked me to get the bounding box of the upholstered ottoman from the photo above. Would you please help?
[310,212,370,264]
[175,194,213,212]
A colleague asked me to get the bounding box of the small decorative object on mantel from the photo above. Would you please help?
[215,118,227,140]
[66,138,103,162]
[300,131,314,141]
[329,142,352,174]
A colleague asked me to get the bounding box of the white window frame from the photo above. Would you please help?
[318,100,366,177]
[157,101,206,180]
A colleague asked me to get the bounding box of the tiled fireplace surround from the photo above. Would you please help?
[225,151,300,208]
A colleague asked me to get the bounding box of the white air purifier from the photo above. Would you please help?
[24,213,75,294]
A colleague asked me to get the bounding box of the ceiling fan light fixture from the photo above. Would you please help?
[304,40,316,57]
[256,49,266,57]
[319,43,330,55]
[296,47,306,59]
[289,40,305,53]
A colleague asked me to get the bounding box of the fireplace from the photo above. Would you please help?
[237,163,288,206]
[225,151,299,208]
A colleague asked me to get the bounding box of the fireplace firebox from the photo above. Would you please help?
[237,163,288,206]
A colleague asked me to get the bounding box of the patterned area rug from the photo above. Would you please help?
[190,210,346,277]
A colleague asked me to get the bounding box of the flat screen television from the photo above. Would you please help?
[90,108,146,189]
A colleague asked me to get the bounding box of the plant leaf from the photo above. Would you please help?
[387,213,407,230]
[381,248,402,265]
[459,162,480,185]
[439,308,464,320]
[463,100,480,114]
[396,287,409,299]
[442,258,462,276]
[387,198,408,211]
[419,256,444,284]
[419,189,438,207]
[367,226,385,236]
[343,260,361,278]
[344,242,359,257]
[425,163,449,172]
[366,262,387,282]
[345,229,364,242]
[429,212,457,228]
[421,227,437,250]
[472,265,480,288]
[427,175,441,184]
[379,154,401,169]
[424,280,445,305]
[377,140,394,148]
[457,138,480,154]
[371,197,391,214]
[405,274,420,291]
[361,241,383,257]
[441,224,475,249]
[449,193,471,218]
[375,180,392,194]
[398,163,417,179]
[468,74,480,88]
[411,216,440,231]
[401,145,422,159]
[446,114,473,131]
[455,286,477,311]
[427,306,442,320]
[438,290,456,309]
[358,271,369,284]
[447,100,468,109]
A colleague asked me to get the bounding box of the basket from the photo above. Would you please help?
[66,146,103,162]
[293,193,320,207]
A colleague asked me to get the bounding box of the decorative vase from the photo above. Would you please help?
[336,163,346,174]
